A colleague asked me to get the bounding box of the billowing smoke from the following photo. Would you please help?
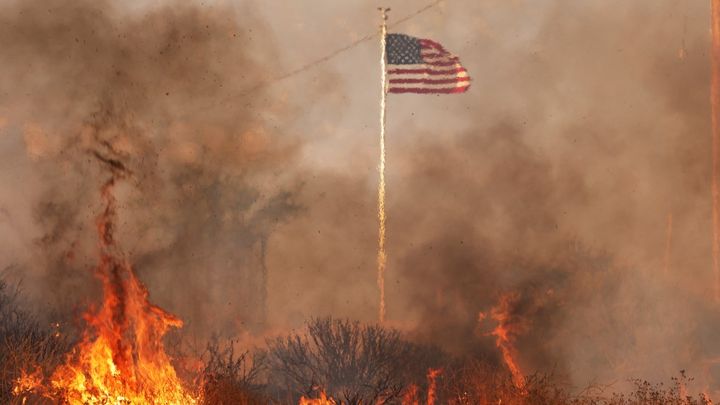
[0,0,313,336]
[1,0,719,396]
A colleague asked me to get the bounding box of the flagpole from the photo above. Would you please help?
[377,7,389,323]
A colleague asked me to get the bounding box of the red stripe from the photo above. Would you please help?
[419,39,445,50]
[422,45,450,55]
[388,67,467,75]
[389,77,470,84]
[388,85,470,94]
[426,61,460,66]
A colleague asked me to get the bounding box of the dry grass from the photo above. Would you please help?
[440,360,712,405]
[0,277,70,404]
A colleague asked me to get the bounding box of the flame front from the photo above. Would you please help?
[14,177,196,404]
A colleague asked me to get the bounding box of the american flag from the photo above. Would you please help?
[385,33,470,94]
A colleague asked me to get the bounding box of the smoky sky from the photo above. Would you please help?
[1,0,719,396]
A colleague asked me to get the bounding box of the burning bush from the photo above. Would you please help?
[263,317,444,404]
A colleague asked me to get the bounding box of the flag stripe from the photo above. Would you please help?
[388,86,470,94]
[423,55,460,62]
[389,77,471,84]
[387,67,467,75]
[418,39,444,48]
[388,80,471,90]
[426,61,461,67]
[389,81,470,89]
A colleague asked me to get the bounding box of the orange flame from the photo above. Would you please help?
[298,391,337,405]
[402,384,420,405]
[12,367,43,397]
[426,368,442,405]
[401,368,443,405]
[13,177,196,404]
[488,293,526,391]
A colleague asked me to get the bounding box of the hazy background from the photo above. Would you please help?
[0,0,718,395]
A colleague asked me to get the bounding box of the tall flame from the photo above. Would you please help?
[425,368,442,405]
[489,293,526,391]
[13,176,196,404]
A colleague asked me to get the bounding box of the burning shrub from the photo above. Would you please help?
[0,274,70,403]
[263,317,444,404]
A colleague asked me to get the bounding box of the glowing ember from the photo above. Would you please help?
[13,176,196,404]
